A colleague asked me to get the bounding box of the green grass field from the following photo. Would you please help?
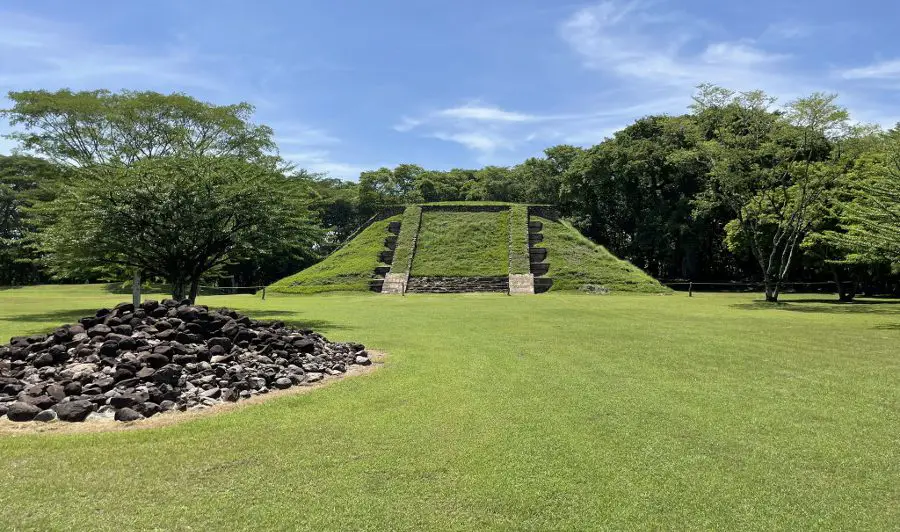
[535,217,669,293]
[412,211,509,277]
[1,285,898,530]
[268,215,400,294]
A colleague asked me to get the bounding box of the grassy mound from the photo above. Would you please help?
[411,211,509,276]
[268,215,400,294]
[536,217,669,293]
[268,203,668,293]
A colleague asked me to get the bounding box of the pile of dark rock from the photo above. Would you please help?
[0,299,371,423]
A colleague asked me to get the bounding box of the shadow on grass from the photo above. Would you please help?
[5,308,348,333]
[731,298,900,315]
[4,308,100,324]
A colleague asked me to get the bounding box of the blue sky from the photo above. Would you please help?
[1,0,898,179]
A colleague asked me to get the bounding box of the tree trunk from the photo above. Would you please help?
[764,277,780,302]
[188,277,201,305]
[171,276,186,302]
[831,266,857,302]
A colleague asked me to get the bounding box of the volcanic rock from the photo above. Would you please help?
[0,303,371,422]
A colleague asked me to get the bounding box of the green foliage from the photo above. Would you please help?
[2,89,278,166]
[692,86,867,301]
[358,165,425,216]
[508,205,530,275]
[561,115,713,279]
[535,217,669,293]
[412,211,510,276]
[831,127,900,264]
[268,215,401,294]
[30,156,318,301]
[389,205,422,274]
[0,155,64,284]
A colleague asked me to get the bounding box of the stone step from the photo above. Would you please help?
[529,248,547,262]
[530,262,550,276]
[384,235,398,249]
[379,250,394,264]
[387,221,401,234]
[528,221,543,231]
[373,266,390,276]
[369,280,385,292]
[528,233,544,244]
[534,277,554,293]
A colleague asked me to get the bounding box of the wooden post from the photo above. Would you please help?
[132,270,141,307]
[688,281,693,298]
[262,286,266,300]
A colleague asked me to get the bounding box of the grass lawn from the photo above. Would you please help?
[536,217,669,293]
[412,211,509,277]
[268,215,400,294]
[1,285,898,530]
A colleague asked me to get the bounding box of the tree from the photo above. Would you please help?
[692,85,862,301]
[357,165,426,216]
[559,119,728,279]
[30,156,319,303]
[2,89,277,166]
[0,155,63,285]
[2,89,310,294]
[832,126,900,265]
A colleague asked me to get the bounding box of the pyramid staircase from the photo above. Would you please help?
[379,205,555,295]
[369,220,401,292]
[528,219,553,293]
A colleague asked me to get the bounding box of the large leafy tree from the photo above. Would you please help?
[31,156,318,303]
[3,89,321,298]
[692,85,865,301]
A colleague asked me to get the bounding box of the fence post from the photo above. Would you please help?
[688,281,693,297]
[132,270,141,307]
[262,286,266,300]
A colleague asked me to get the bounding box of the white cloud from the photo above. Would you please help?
[430,132,513,153]
[0,12,221,92]
[436,104,535,122]
[840,59,900,80]
[281,150,384,180]
[560,1,790,89]
[395,94,694,161]
[701,42,787,65]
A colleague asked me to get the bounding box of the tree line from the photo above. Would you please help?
[1,87,898,302]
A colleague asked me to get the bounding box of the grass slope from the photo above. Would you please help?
[1,285,898,530]
[536,217,669,293]
[508,205,529,275]
[412,211,509,277]
[388,206,422,274]
[268,215,400,294]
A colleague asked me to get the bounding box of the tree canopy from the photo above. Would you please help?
[31,156,318,302]
[2,89,278,167]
